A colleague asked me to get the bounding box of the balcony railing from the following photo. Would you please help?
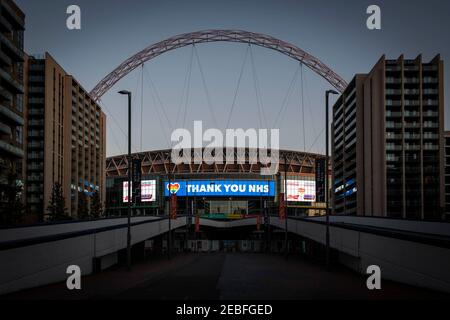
[423,100,439,106]
[0,67,23,93]
[0,103,23,125]
[0,140,23,158]
[0,121,11,135]
[423,123,439,128]
[0,33,25,62]
[1,0,25,28]
[424,145,439,151]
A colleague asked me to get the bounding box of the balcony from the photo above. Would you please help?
[404,66,419,72]
[423,89,439,95]
[424,145,439,151]
[0,103,23,125]
[0,140,23,158]
[0,67,23,93]
[404,100,420,106]
[28,141,44,149]
[27,119,44,126]
[0,50,11,66]
[423,77,438,84]
[386,155,400,162]
[423,100,439,106]
[423,111,439,117]
[404,111,420,118]
[0,33,24,62]
[386,66,401,72]
[404,89,420,95]
[386,78,401,84]
[404,78,420,84]
[0,120,11,135]
[405,122,420,129]
[385,89,402,95]
[27,185,42,193]
[0,87,12,101]
[28,108,44,116]
[405,145,420,151]
[27,197,42,204]
[423,133,439,140]
[27,164,44,171]
[423,122,439,129]
[386,100,401,107]
[386,111,402,118]
[1,0,25,29]
[386,133,402,140]
[386,145,402,151]
[404,133,420,140]
[386,122,402,129]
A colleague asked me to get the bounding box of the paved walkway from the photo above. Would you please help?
[3,253,449,300]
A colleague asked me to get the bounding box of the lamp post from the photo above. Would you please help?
[119,90,132,271]
[325,89,338,269]
[284,153,288,258]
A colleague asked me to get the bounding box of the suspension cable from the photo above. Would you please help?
[302,66,321,154]
[143,65,173,129]
[107,121,125,156]
[182,45,194,129]
[193,45,218,127]
[249,45,268,128]
[306,127,325,154]
[98,98,139,153]
[175,45,194,129]
[226,44,250,129]
[141,66,173,148]
[148,76,172,148]
[273,64,300,128]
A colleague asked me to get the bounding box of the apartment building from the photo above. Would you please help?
[332,55,444,220]
[25,53,106,219]
[0,0,25,189]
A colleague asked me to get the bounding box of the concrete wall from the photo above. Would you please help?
[0,216,187,295]
[1,216,449,295]
[271,217,450,293]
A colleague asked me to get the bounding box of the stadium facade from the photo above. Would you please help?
[105,148,327,219]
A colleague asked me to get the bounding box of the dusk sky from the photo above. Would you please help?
[17,0,450,157]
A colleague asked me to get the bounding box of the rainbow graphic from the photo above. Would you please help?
[167,183,180,194]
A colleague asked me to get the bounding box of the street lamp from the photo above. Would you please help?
[325,89,338,269]
[167,166,172,260]
[119,90,132,271]
[284,153,288,259]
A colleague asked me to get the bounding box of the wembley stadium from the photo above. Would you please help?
[105,148,327,219]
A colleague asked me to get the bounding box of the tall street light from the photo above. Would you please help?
[325,89,338,269]
[119,90,132,271]
[284,153,288,259]
[168,166,172,260]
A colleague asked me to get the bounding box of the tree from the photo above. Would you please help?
[0,170,24,226]
[47,182,68,221]
[90,190,103,219]
[77,191,90,219]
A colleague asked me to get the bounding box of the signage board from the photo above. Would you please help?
[164,180,275,197]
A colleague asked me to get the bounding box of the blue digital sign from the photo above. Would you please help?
[164,180,275,197]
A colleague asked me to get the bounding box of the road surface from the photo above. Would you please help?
[2,253,449,300]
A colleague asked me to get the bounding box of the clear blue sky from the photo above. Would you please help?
[17,0,450,156]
